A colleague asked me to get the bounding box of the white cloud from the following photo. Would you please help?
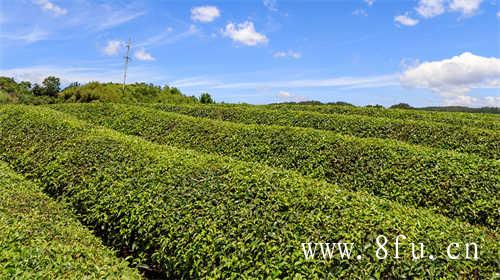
[442,95,477,106]
[138,25,198,48]
[102,40,123,56]
[0,27,49,43]
[449,0,482,16]
[352,9,368,16]
[277,90,291,98]
[415,0,483,18]
[212,74,398,90]
[263,0,278,11]
[483,96,500,106]
[400,52,500,105]
[190,6,220,23]
[168,74,398,91]
[442,95,500,107]
[134,49,155,61]
[171,76,217,88]
[415,0,446,18]
[276,90,306,102]
[33,0,67,16]
[94,10,145,31]
[273,50,301,59]
[365,0,375,6]
[394,14,420,26]
[222,21,268,46]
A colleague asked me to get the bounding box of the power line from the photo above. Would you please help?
[122,38,131,93]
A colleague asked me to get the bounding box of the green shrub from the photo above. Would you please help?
[58,82,198,104]
[0,161,141,279]
[147,104,500,160]
[264,104,500,130]
[0,91,9,104]
[199,92,215,104]
[51,103,500,229]
[0,105,498,278]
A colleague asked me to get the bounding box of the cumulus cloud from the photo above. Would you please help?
[415,0,483,18]
[276,90,305,102]
[277,90,291,98]
[102,40,123,56]
[394,14,419,26]
[442,95,500,107]
[483,96,500,106]
[222,21,268,46]
[33,0,67,16]
[449,0,482,16]
[273,50,301,59]
[191,6,220,23]
[400,52,500,105]
[134,49,155,61]
[103,40,123,56]
[415,0,446,18]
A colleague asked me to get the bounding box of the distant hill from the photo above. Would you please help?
[416,106,500,114]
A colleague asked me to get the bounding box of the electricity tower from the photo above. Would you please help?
[122,38,131,92]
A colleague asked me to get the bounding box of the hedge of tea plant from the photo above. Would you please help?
[51,103,500,229]
[0,105,498,279]
[262,104,500,130]
[0,161,141,279]
[146,103,499,160]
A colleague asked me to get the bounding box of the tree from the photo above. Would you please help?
[366,104,384,109]
[65,82,80,90]
[390,103,413,109]
[199,92,214,104]
[32,84,44,96]
[169,87,182,95]
[42,76,61,97]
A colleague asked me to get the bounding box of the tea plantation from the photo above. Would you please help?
[0,103,498,279]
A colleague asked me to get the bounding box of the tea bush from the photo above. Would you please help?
[0,105,498,278]
[51,103,500,229]
[147,103,499,160]
[264,104,500,130]
[0,161,141,279]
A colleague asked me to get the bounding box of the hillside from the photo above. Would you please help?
[0,103,498,278]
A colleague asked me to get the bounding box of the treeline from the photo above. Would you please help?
[272,101,500,114]
[0,76,215,105]
[417,106,500,114]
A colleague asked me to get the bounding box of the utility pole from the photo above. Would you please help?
[122,38,131,93]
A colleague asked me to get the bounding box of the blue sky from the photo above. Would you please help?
[0,0,499,106]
